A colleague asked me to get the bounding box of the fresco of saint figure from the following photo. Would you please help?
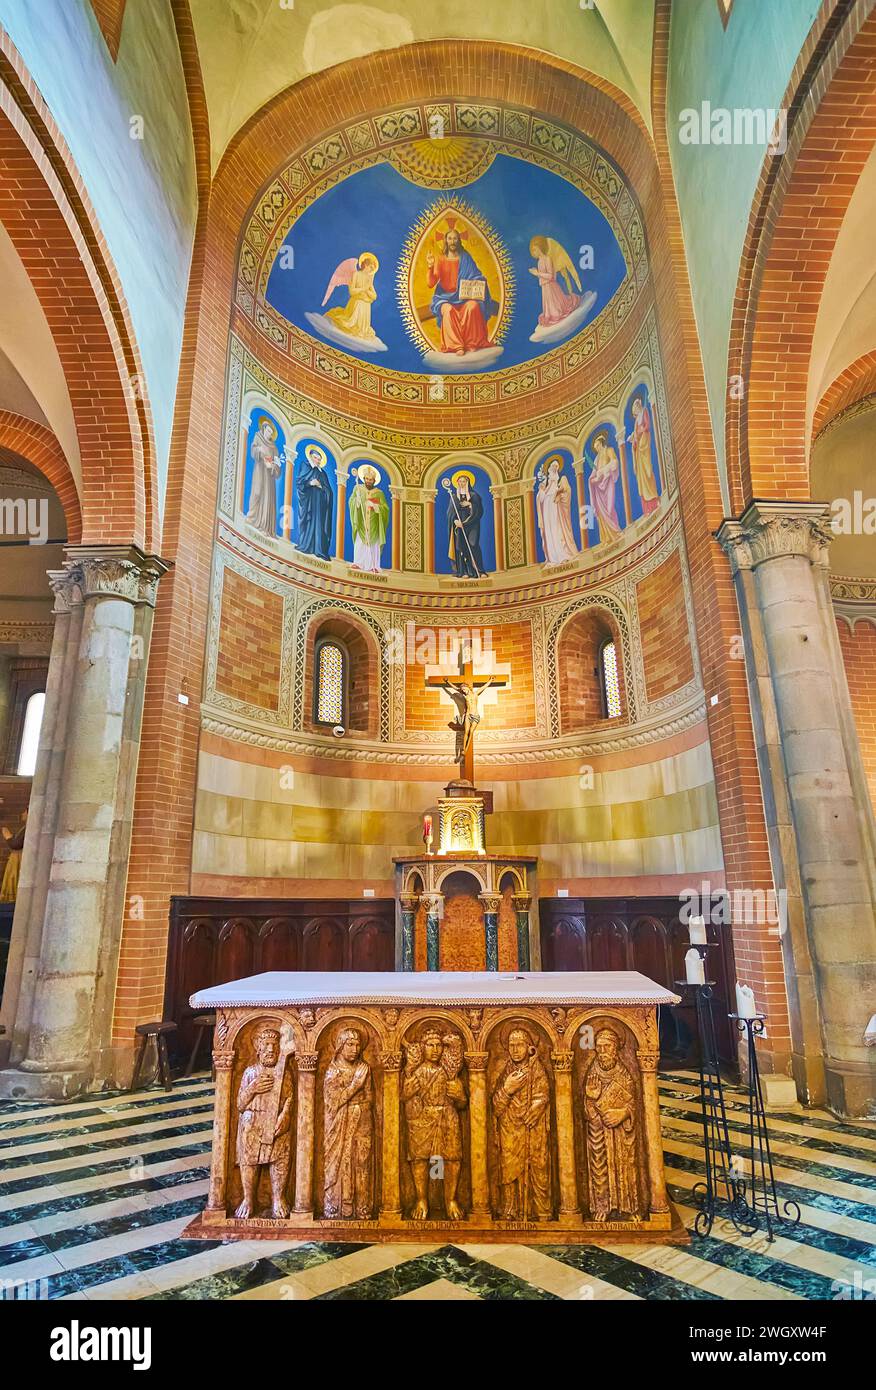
[296,444,334,561]
[348,464,389,573]
[589,432,623,543]
[444,469,485,578]
[630,393,660,517]
[528,236,597,344]
[427,218,498,357]
[246,415,283,538]
[536,455,578,565]
[305,252,388,353]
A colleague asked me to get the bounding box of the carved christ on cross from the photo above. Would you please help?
[425,646,509,783]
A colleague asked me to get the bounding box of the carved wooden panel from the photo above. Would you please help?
[165,897,395,1061]
[539,897,737,1070]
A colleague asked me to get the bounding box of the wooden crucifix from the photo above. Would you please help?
[425,644,509,784]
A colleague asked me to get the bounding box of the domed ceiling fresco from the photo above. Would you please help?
[264,142,628,375]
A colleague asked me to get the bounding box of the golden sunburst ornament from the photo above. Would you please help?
[396,196,515,363]
[387,137,495,190]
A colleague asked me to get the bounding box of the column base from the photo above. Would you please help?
[0,1063,93,1100]
[825,1059,876,1118]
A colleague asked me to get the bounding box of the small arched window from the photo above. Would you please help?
[17,690,46,776]
[314,639,347,727]
[599,639,622,720]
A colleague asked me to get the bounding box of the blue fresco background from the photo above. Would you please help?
[266,153,628,373]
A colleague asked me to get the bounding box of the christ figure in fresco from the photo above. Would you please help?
[630,394,659,517]
[536,456,578,564]
[246,415,282,537]
[427,221,498,355]
[589,432,623,543]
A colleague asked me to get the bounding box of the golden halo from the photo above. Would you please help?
[305,444,327,467]
[542,452,565,471]
[256,414,276,435]
[359,252,379,271]
[450,469,476,489]
[592,432,609,449]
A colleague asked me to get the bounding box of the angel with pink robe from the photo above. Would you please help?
[589,433,622,543]
[536,456,578,564]
[529,236,582,327]
[320,252,379,344]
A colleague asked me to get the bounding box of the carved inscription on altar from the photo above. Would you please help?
[199,996,675,1244]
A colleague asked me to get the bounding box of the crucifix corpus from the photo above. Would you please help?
[425,644,508,784]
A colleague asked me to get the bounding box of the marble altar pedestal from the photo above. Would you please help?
[184,970,687,1245]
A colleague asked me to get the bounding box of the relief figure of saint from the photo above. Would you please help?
[235,1027,292,1220]
[403,1029,467,1220]
[492,1027,552,1220]
[583,1026,641,1221]
[323,1027,374,1219]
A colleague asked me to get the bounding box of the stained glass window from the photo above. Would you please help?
[600,640,622,720]
[315,641,345,725]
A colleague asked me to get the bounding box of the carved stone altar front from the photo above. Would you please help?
[184,971,686,1245]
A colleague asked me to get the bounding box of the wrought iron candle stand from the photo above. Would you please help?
[676,971,755,1237]
[731,1014,801,1242]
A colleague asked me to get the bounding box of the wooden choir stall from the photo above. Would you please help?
[184,970,686,1245]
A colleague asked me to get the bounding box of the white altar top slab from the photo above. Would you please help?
[191,970,680,1009]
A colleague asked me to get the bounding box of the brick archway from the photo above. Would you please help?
[0,411,82,543]
[813,351,876,442]
[0,32,157,550]
[726,4,876,510]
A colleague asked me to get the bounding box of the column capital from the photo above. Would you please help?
[62,545,170,608]
[512,894,532,913]
[478,893,502,914]
[399,894,419,914]
[464,1051,489,1071]
[716,501,833,576]
[296,1052,319,1073]
[422,894,443,917]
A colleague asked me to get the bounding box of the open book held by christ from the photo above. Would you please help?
[458,278,486,301]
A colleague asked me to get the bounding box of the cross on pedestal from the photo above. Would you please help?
[425,644,509,784]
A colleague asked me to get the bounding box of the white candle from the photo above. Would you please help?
[685,948,705,985]
[736,982,757,1018]
[688,915,707,945]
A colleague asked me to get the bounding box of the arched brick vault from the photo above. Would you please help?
[0,412,82,543]
[0,31,157,551]
[118,38,771,1059]
[813,350,876,441]
[725,1,876,511]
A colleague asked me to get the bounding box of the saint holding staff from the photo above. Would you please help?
[535,454,578,564]
[348,464,389,573]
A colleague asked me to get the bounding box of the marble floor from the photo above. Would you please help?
[0,1071,874,1301]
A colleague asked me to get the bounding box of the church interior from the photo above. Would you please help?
[0,0,875,1321]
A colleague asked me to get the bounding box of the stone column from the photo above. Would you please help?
[0,546,167,1098]
[0,571,84,1066]
[513,894,532,970]
[380,1051,402,1219]
[637,1045,670,1216]
[400,894,418,973]
[718,502,876,1115]
[480,893,501,971]
[293,1052,318,1216]
[204,1047,235,1224]
[423,894,442,972]
[551,1050,579,1218]
[465,1052,490,1220]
